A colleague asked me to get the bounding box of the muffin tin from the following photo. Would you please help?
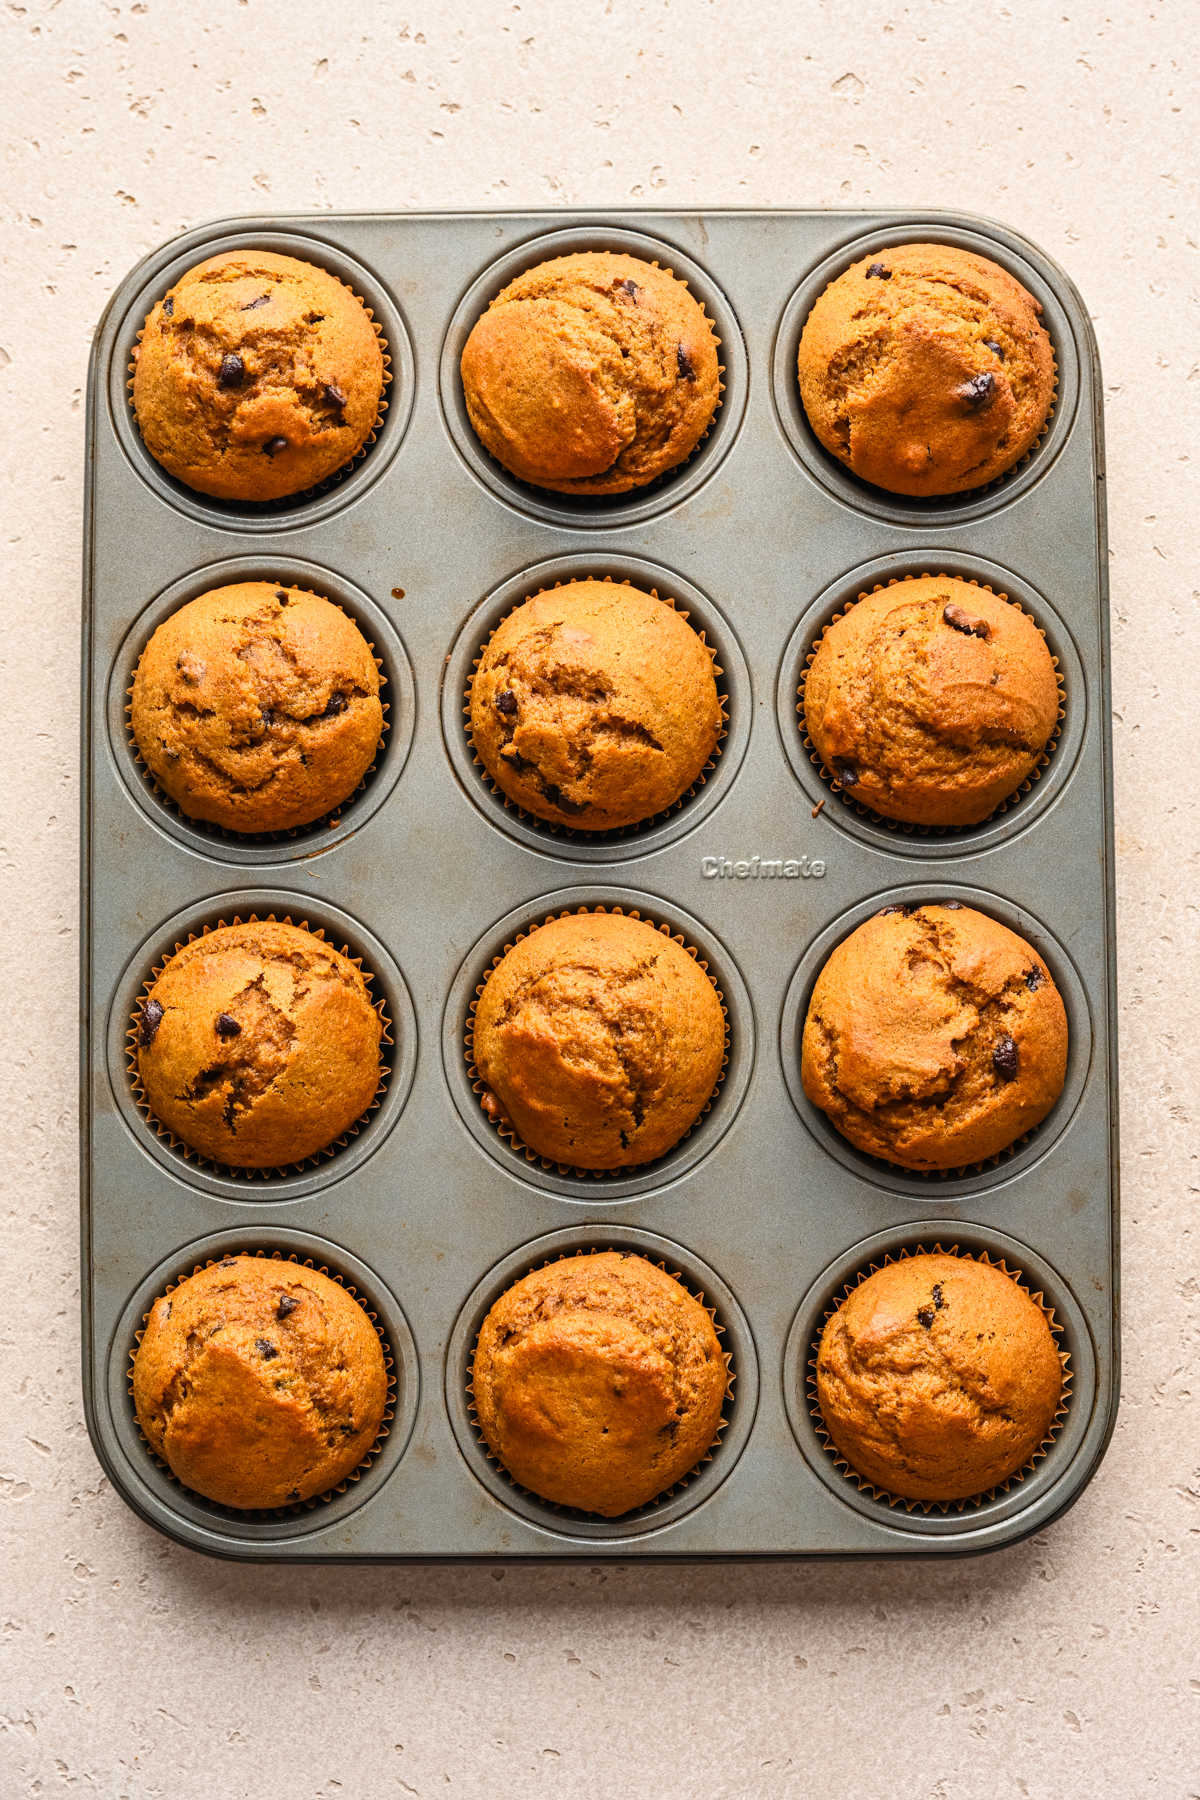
[81,209,1117,1559]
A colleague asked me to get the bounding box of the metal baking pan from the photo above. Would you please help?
[80,208,1117,1560]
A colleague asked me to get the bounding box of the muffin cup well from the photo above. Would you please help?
[463,903,730,1184]
[772,221,1078,528]
[446,1226,757,1541]
[438,225,748,530]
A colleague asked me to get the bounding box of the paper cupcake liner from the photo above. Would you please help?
[471,257,725,501]
[127,1248,396,1521]
[127,271,391,510]
[126,912,392,1180]
[124,595,390,845]
[797,574,1066,837]
[807,1242,1072,1515]
[464,903,730,1180]
[463,576,728,843]
[465,1246,736,1523]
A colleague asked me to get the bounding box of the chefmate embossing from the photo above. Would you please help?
[701,854,826,879]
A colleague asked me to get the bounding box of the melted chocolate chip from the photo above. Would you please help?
[161,295,174,317]
[1025,966,1045,992]
[993,1034,1019,1080]
[916,1306,935,1329]
[217,352,245,390]
[215,1012,241,1038]
[322,692,348,718]
[959,371,997,411]
[276,1294,299,1320]
[255,1338,279,1360]
[541,783,587,816]
[218,1257,239,1268]
[865,262,892,280]
[323,381,347,410]
[833,761,858,788]
[500,747,534,774]
[494,689,518,716]
[943,603,991,640]
[262,436,288,458]
[878,902,916,917]
[242,293,271,311]
[983,339,1005,360]
[932,1282,945,1309]
[676,343,696,382]
[617,277,640,299]
[138,998,164,1047]
[275,589,290,604]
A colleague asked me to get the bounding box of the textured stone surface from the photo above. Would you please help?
[1,1,1196,1795]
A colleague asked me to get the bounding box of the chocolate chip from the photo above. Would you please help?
[322,692,348,717]
[983,339,1005,360]
[138,998,164,1047]
[500,747,534,774]
[865,262,892,280]
[959,372,997,410]
[339,1420,357,1436]
[676,343,696,382]
[323,381,347,410]
[215,1012,241,1038]
[262,436,288,458]
[617,277,640,299]
[943,603,991,640]
[255,1338,279,1360]
[916,1306,935,1329]
[242,293,270,311]
[932,1282,945,1309]
[942,900,963,909]
[878,902,916,916]
[276,1294,299,1320]
[219,1257,239,1268]
[217,352,245,389]
[161,295,174,317]
[1025,966,1045,992]
[541,783,587,816]
[833,761,858,788]
[275,590,290,604]
[993,1034,1019,1080]
[494,690,518,716]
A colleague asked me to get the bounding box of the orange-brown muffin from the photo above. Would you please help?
[797,243,1055,496]
[472,1251,727,1515]
[469,580,722,831]
[130,582,384,834]
[815,1251,1063,1502]
[132,250,384,501]
[472,912,725,1170]
[132,1255,387,1509]
[135,920,383,1169]
[460,251,719,494]
[804,577,1059,826]
[801,904,1067,1170]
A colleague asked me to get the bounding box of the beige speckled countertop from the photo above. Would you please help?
[2,2,1197,1795]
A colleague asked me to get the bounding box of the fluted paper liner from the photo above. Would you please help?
[463,575,728,843]
[126,912,391,1180]
[465,1246,735,1523]
[127,1248,396,1521]
[807,1243,1072,1515]
[797,574,1067,837]
[464,903,730,1179]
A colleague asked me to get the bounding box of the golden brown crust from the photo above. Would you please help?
[472,1251,726,1515]
[472,912,725,1170]
[797,243,1055,496]
[132,250,384,501]
[135,921,383,1169]
[468,580,721,831]
[132,1255,387,1509]
[800,904,1068,1170]
[804,577,1060,826]
[460,252,719,494]
[130,582,383,833]
[815,1252,1063,1501]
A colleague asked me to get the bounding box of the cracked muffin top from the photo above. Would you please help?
[468,579,722,831]
[130,581,384,834]
[797,243,1055,496]
[133,1254,388,1509]
[815,1251,1063,1502]
[132,250,384,501]
[472,1251,727,1515]
[459,251,720,494]
[803,576,1059,827]
[472,911,725,1170]
[134,920,383,1169]
[801,903,1067,1170]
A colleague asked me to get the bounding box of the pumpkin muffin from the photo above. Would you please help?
[132,249,384,501]
[134,920,383,1169]
[801,904,1067,1170]
[130,581,384,834]
[460,251,719,494]
[803,577,1059,826]
[815,1251,1063,1502]
[133,1255,388,1509]
[472,1251,727,1515]
[797,243,1055,497]
[469,580,722,831]
[472,912,725,1170]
